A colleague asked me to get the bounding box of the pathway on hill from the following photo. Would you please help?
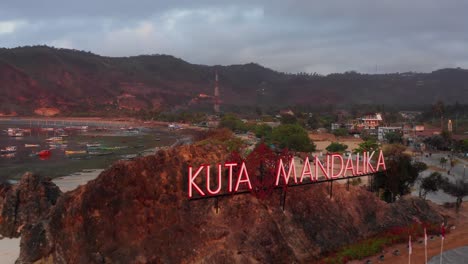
[350,203,468,264]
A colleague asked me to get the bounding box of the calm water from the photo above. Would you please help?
[0,123,177,181]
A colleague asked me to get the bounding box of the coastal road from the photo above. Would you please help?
[411,151,468,204]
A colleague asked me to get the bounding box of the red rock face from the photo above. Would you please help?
[0,173,61,238]
[5,144,441,264]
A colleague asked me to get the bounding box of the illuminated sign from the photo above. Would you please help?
[187,144,386,199]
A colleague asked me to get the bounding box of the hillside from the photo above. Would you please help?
[0,46,467,116]
[0,144,443,263]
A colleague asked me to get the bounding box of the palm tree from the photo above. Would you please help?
[440,157,448,168]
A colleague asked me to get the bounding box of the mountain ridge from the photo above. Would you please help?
[0,46,467,116]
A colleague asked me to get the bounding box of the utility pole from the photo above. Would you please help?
[214,71,220,114]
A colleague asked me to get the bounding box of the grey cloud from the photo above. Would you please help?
[1,1,468,73]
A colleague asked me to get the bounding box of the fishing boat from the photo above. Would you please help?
[120,154,137,160]
[25,144,40,148]
[86,143,101,148]
[38,150,51,157]
[1,153,16,158]
[98,146,125,151]
[49,144,68,149]
[65,150,87,155]
[88,151,113,156]
[1,146,17,153]
[55,128,68,137]
[12,131,24,137]
[125,127,140,134]
[46,137,63,142]
[6,128,19,136]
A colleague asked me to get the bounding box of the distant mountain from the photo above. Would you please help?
[0,46,467,116]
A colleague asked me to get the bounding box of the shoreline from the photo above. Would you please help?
[0,116,178,128]
[0,169,104,264]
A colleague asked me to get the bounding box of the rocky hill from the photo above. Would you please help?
[0,143,444,263]
[0,46,468,116]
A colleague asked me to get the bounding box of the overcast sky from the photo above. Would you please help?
[1,1,467,74]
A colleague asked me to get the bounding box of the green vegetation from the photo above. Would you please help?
[195,128,245,152]
[424,135,450,151]
[373,144,427,202]
[326,142,348,153]
[332,128,348,137]
[419,172,444,200]
[384,131,403,144]
[354,139,379,154]
[217,116,315,152]
[218,113,248,132]
[442,179,468,213]
[254,123,272,139]
[271,124,316,152]
[280,114,298,125]
[439,157,448,168]
[455,139,468,153]
[322,223,441,264]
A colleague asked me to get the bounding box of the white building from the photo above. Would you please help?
[378,126,402,141]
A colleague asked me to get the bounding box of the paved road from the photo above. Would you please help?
[412,151,468,204]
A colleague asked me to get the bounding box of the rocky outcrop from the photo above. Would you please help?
[0,173,61,238]
[1,145,443,263]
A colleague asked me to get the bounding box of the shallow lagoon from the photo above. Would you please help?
[0,123,176,181]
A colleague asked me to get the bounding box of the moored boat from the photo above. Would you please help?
[1,146,17,153]
[46,137,63,142]
[25,144,40,148]
[88,151,113,156]
[49,144,68,149]
[38,150,51,157]
[86,143,101,148]
[65,150,87,155]
[98,146,125,151]
[1,153,16,158]
[12,131,24,137]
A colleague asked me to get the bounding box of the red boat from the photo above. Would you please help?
[38,150,51,158]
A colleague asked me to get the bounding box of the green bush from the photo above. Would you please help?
[271,124,315,152]
[326,142,348,153]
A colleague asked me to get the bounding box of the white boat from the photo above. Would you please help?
[1,153,16,158]
[12,131,24,137]
[6,128,24,137]
[49,144,67,149]
[46,137,63,142]
[86,143,101,148]
[25,144,40,148]
[65,150,87,155]
[1,146,17,153]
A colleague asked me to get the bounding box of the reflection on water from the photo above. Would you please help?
[0,123,176,181]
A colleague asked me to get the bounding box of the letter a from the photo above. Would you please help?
[375,150,386,171]
[235,162,252,191]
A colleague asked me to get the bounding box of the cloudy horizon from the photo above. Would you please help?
[1,1,467,74]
